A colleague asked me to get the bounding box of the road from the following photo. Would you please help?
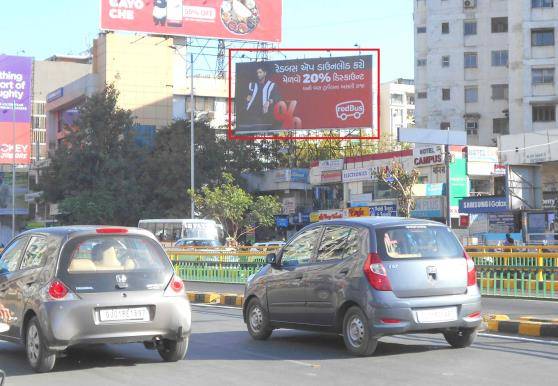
[1,305,557,386]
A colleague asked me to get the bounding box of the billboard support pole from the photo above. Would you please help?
[445,144,451,227]
[11,101,16,238]
[190,53,195,219]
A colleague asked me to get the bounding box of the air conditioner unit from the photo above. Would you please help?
[464,0,476,8]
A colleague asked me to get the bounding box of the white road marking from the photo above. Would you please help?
[479,332,558,345]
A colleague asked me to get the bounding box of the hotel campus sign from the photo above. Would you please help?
[413,145,444,166]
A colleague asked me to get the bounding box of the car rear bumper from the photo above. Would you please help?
[38,295,191,351]
[365,287,482,337]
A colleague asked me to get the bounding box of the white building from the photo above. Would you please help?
[414,0,558,147]
[380,78,415,141]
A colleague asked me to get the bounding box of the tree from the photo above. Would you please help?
[374,162,419,218]
[190,173,282,240]
[40,85,147,225]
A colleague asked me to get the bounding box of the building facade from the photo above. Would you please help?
[380,78,415,141]
[414,0,558,147]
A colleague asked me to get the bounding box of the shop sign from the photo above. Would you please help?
[370,203,398,217]
[492,164,506,176]
[412,183,445,197]
[413,145,444,166]
[320,170,342,184]
[458,196,508,214]
[411,197,445,218]
[342,168,372,183]
[275,215,289,228]
[350,193,372,207]
[467,146,499,163]
[319,159,344,171]
[309,209,344,222]
[488,213,515,233]
[347,207,370,217]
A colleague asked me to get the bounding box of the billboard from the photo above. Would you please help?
[100,0,282,42]
[235,55,374,132]
[0,55,32,165]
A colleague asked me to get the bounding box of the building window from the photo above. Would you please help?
[417,58,427,66]
[491,17,508,33]
[464,20,477,36]
[532,29,555,46]
[441,55,450,67]
[532,68,555,84]
[442,88,451,100]
[417,26,427,33]
[391,94,403,104]
[440,122,451,130]
[407,94,415,105]
[442,22,450,34]
[464,52,478,68]
[533,105,556,122]
[417,91,427,99]
[466,121,479,135]
[465,86,478,103]
[493,118,510,134]
[491,84,509,100]
[32,102,45,116]
[532,0,553,8]
[491,50,508,66]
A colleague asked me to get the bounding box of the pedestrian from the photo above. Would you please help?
[0,304,9,322]
[504,233,515,246]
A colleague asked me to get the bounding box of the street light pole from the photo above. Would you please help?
[11,101,16,238]
[190,53,195,219]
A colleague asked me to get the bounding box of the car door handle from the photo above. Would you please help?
[336,268,350,278]
[24,277,36,286]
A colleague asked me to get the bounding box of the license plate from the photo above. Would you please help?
[416,307,457,323]
[99,307,150,322]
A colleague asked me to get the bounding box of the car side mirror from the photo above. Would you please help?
[266,252,277,266]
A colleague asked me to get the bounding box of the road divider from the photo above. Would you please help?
[187,291,244,307]
[485,314,558,338]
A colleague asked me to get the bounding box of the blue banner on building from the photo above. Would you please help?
[275,215,290,228]
[370,204,398,217]
[459,196,508,214]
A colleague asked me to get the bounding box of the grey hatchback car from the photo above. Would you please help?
[243,218,481,356]
[0,226,191,372]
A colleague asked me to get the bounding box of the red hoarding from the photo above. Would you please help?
[100,0,282,42]
[234,54,374,134]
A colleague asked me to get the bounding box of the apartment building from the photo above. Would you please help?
[414,0,558,146]
[379,78,415,141]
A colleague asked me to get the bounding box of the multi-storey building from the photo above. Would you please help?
[379,78,415,141]
[414,0,558,146]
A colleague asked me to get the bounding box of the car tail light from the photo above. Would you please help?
[164,275,185,297]
[42,280,79,301]
[96,227,128,234]
[465,251,476,286]
[363,253,392,291]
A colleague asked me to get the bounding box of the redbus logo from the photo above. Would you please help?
[335,100,365,120]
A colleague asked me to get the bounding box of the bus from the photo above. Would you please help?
[137,219,224,244]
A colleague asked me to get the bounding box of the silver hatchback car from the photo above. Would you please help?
[0,226,191,372]
[244,218,482,356]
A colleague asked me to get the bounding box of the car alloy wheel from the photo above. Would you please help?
[347,315,365,348]
[27,324,41,366]
[250,306,264,332]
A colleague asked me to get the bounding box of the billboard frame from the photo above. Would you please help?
[228,48,381,141]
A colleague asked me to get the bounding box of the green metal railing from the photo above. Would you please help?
[466,245,558,299]
[168,248,268,284]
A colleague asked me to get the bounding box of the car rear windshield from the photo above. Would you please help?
[63,235,171,273]
[376,225,463,259]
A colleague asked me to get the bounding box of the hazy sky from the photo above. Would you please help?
[0,0,414,82]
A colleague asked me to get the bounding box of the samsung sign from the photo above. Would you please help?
[459,196,508,214]
[342,168,372,182]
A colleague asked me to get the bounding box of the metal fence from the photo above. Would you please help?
[168,246,558,299]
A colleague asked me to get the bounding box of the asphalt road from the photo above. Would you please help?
[1,305,557,386]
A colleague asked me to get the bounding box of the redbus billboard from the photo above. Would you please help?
[234,54,375,135]
[100,0,282,42]
[0,55,32,165]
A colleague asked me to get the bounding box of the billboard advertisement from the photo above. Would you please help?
[0,55,32,165]
[100,0,282,42]
[235,55,374,132]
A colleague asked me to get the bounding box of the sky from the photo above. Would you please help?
[0,0,414,82]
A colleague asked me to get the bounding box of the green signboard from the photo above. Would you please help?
[449,157,468,217]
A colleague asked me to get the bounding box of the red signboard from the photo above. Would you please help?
[234,54,374,133]
[100,0,282,42]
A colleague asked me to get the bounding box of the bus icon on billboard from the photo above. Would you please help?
[335,100,365,120]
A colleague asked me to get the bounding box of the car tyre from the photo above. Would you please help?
[444,328,477,348]
[246,298,272,340]
[26,316,56,373]
[157,337,189,362]
[342,306,378,356]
